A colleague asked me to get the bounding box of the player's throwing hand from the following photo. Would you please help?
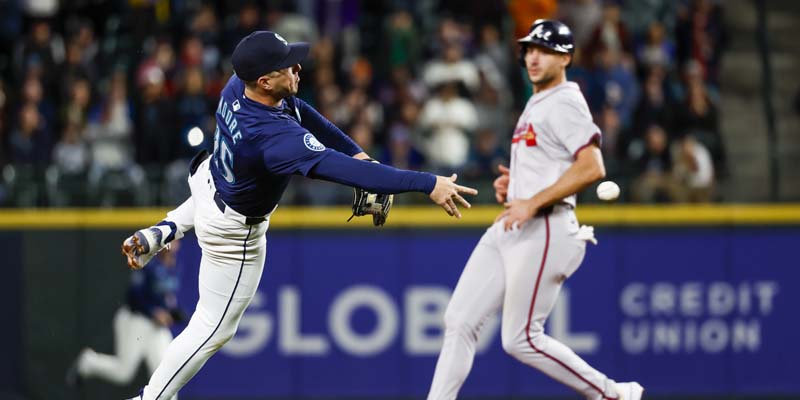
[429,174,478,218]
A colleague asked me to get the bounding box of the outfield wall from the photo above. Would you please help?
[2,205,799,399]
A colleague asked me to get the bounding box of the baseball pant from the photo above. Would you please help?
[140,159,269,400]
[427,206,619,400]
[79,307,174,397]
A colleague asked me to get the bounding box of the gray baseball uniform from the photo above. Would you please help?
[428,81,621,400]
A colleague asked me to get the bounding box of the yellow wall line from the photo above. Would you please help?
[1,205,799,229]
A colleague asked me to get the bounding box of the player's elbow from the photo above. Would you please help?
[592,162,606,181]
[576,145,605,183]
[581,158,605,185]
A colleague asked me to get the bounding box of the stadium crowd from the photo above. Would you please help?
[0,0,727,207]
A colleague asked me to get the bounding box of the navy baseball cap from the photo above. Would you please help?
[231,31,310,81]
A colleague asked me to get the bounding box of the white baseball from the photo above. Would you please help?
[596,181,620,201]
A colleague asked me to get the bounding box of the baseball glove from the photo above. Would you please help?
[348,159,394,226]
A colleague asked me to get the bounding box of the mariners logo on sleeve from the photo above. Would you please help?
[303,133,326,151]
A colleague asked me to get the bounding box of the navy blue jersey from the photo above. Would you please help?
[126,257,179,317]
[210,76,363,217]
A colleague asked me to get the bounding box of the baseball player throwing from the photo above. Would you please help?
[120,31,476,400]
[427,20,643,400]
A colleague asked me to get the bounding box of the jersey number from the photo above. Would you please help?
[213,126,235,183]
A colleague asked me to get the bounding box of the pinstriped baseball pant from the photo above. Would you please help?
[427,207,619,400]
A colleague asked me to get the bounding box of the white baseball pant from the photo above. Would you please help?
[427,206,620,400]
[140,158,270,399]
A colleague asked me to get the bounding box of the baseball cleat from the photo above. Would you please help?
[615,381,644,400]
[121,227,164,269]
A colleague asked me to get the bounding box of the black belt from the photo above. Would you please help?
[535,205,554,217]
[535,203,573,218]
[213,191,266,225]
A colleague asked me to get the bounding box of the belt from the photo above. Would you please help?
[535,205,554,217]
[213,191,266,225]
[535,203,573,218]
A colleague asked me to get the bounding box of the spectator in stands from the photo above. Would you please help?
[51,122,90,205]
[10,102,51,167]
[587,46,639,127]
[463,128,507,181]
[672,135,715,202]
[384,98,425,170]
[61,78,92,136]
[418,81,478,171]
[675,0,727,86]
[630,124,674,202]
[598,105,625,179]
[222,1,263,55]
[134,65,178,199]
[265,3,318,45]
[632,66,675,135]
[636,21,675,72]
[188,4,221,72]
[20,74,56,133]
[475,24,510,78]
[61,40,89,91]
[176,66,212,159]
[86,70,134,176]
[584,0,633,67]
[385,10,422,73]
[53,123,89,174]
[674,72,725,175]
[559,0,602,48]
[15,19,63,91]
[474,75,512,148]
[621,0,677,41]
[72,20,97,68]
[422,42,480,94]
[349,120,379,160]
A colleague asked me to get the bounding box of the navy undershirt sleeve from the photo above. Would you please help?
[296,98,363,156]
[309,150,436,194]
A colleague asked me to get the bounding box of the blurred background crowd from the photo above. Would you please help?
[0,0,786,208]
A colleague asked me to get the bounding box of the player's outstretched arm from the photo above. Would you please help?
[429,174,478,218]
[308,151,477,218]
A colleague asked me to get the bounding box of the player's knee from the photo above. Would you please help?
[501,328,544,358]
[500,331,523,357]
[443,310,478,338]
[208,331,236,350]
[207,324,239,350]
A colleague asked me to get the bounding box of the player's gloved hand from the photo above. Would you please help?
[493,164,510,203]
[348,158,394,226]
[429,174,478,218]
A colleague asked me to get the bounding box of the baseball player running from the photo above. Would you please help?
[426,20,643,400]
[67,241,183,399]
[119,31,476,400]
